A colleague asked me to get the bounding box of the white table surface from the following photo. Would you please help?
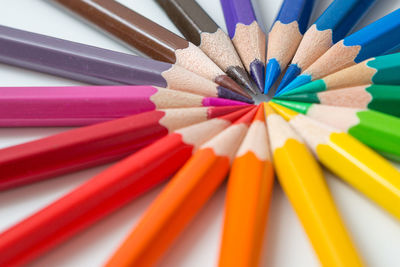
[0,0,400,266]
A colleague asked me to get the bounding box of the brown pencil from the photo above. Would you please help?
[156,0,260,94]
[52,0,251,98]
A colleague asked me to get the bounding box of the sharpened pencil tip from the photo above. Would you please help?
[264,58,281,94]
[249,60,265,92]
[270,99,311,114]
[275,74,312,96]
[269,101,299,121]
[215,74,253,99]
[226,66,260,95]
[276,64,301,94]
[280,80,328,96]
[274,92,319,104]
[217,86,254,104]
[263,102,276,117]
[202,97,250,107]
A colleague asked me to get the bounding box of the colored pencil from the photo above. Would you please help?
[220,0,266,91]
[281,52,400,95]
[277,0,376,93]
[264,103,363,267]
[270,102,400,221]
[219,105,274,267]
[272,99,400,161]
[53,0,250,98]
[156,0,260,94]
[264,0,315,94]
[280,9,400,95]
[0,85,247,127]
[0,107,254,267]
[0,25,252,104]
[106,108,257,267]
[0,106,248,190]
[276,85,400,117]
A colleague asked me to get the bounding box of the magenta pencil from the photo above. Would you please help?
[0,85,247,126]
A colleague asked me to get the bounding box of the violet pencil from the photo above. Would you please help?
[220,0,266,91]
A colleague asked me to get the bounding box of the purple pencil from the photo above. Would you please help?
[220,0,266,91]
[0,85,248,127]
[0,25,252,104]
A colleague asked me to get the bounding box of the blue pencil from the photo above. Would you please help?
[264,0,315,94]
[278,8,400,96]
[275,0,376,95]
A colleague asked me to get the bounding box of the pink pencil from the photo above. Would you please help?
[0,85,247,126]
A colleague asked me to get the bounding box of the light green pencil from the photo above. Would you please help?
[272,99,400,161]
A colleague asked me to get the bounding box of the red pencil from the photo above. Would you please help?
[0,106,254,267]
[0,106,248,190]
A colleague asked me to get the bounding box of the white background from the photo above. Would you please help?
[0,0,400,266]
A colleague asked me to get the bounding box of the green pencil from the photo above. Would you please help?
[281,52,400,96]
[275,84,400,117]
[272,99,400,161]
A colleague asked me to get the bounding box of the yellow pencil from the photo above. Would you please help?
[270,102,400,221]
[264,103,362,267]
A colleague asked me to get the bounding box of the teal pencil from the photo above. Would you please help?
[281,52,400,95]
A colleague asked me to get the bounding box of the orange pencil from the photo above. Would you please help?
[219,105,274,267]
[106,107,257,267]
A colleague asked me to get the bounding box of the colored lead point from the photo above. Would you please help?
[250,59,266,92]
[275,63,302,94]
[264,58,281,94]
[275,74,312,96]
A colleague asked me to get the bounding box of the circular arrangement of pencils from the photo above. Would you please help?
[0,0,400,266]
